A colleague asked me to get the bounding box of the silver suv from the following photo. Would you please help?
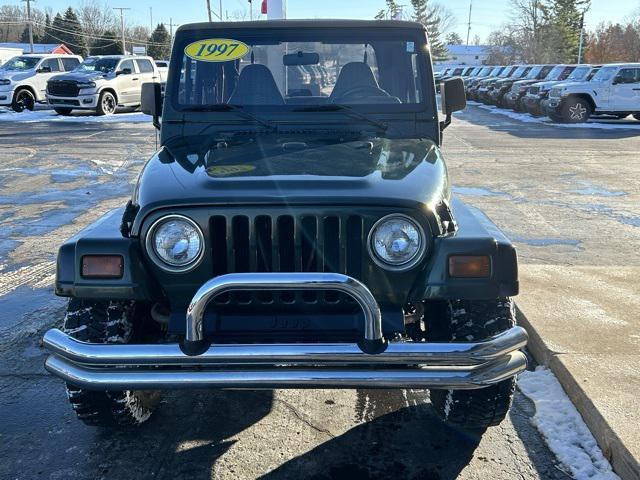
[46,55,160,115]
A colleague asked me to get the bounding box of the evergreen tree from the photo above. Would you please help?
[91,30,122,55]
[19,26,39,44]
[547,0,590,62]
[411,0,448,60]
[446,32,464,45]
[52,8,88,57]
[147,23,171,60]
[41,13,55,44]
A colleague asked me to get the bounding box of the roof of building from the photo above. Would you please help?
[446,44,490,56]
[0,43,74,54]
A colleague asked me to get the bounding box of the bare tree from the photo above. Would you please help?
[77,0,116,41]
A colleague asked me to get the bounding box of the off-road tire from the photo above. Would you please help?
[96,91,117,116]
[561,96,592,123]
[425,298,517,431]
[54,108,72,116]
[11,88,35,112]
[62,298,160,426]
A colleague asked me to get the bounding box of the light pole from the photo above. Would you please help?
[22,0,34,53]
[113,7,131,55]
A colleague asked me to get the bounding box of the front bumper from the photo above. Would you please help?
[0,87,14,105]
[47,92,99,109]
[523,94,543,115]
[43,272,528,390]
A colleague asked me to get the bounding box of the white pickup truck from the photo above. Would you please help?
[46,55,160,115]
[547,63,640,122]
[0,54,82,112]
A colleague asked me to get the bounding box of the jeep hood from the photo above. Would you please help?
[132,136,449,232]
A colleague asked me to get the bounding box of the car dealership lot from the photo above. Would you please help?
[1,105,634,479]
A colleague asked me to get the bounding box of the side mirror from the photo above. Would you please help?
[440,77,466,132]
[38,66,52,73]
[141,82,163,129]
[117,68,132,76]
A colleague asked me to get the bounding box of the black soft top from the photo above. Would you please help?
[176,19,426,34]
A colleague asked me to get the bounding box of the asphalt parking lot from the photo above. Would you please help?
[1,105,637,479]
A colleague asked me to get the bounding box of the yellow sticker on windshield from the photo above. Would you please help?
[207,165,256,177]
[184,38,250,62]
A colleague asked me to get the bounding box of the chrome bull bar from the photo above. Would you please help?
[43,273,528,390]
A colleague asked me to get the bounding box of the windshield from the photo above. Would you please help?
[544,65,566,81]
[499,67,513,77]
[567,66,590,80]
[526,66,543,79]
[479,67,493,76]
[173,29,429,111]
[592,66,617,82]
[511,66,527,78]
[75,57,119,74]
[0,56,41,71]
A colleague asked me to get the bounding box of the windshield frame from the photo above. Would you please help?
[591,66,618,82]
[566,66,589,81]
[168,26,434,116]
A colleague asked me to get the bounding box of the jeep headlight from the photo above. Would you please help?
[0,79,10,86]
[146,215,204,272]
[368,214,426,271]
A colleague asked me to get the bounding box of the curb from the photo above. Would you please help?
[516,306,640,480]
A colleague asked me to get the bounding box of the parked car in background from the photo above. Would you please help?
[547,63,640,123]
[154,60,169,82]
[0,54,82,112]
[465,65,499,99]
[503,64,556,111]
[475,66,516,103]
[46,55,160,115]
[487,65,533,107]
[522,64,580,116]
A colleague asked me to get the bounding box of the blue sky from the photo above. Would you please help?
[12,0,640,42]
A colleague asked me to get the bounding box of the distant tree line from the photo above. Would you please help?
[0,0,172,59]
[485,0,640,64]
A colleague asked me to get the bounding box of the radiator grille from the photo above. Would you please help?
[528,86,540,95]
[48,81,79,97]
[209,214,363,306]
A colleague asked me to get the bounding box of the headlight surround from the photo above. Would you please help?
[146,215,204,272]
[368,214,427,271]
[0,79,11,86]
[77,81,96,89]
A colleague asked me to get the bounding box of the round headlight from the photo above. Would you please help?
[368,214,426,271]
[147,215,204,272]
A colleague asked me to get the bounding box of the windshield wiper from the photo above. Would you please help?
[293,104,388,132]
[186,104,278,132]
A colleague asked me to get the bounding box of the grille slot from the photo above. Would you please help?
[48,81,79,97]
[209,213,364,306]
[529,86,540,95]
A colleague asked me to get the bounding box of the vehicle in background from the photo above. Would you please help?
[474,66,516,103]
[486,65,533,107]
[522,64,579,116]
[0,54,82,112]
[465,65,499,100]
[503,64,556,111]
[42,20,526,434]
[154,60,169,82]
[46,55,160,116]
[547,63,640,123]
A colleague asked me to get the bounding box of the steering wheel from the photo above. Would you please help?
[331,85,391,103]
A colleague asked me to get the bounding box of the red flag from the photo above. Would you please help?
[261,0,267,14]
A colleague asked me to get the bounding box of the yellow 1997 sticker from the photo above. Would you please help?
[184,38,250,62]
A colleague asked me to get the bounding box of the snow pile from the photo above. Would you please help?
[518,367,619,480]
[470,102,640,130]
[0,108,152,124]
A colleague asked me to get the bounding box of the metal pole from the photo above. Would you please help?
[150,7,153,32]
[249,0,253,21]
[577,12,585,64]
[206,0,213,21]
[24,0,34,53]
[466,0,473,46]
[113,8,130,55]
[219,0,223,21]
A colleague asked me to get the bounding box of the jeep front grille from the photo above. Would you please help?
[48,81,79,97]
[529,86,540,95]
[209,214,364,306]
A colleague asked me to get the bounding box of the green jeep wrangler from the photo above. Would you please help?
[43,20,527,430]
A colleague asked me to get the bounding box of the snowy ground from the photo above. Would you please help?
[467,101,640,131]
[0,107,152,123]
[518,368,619,480]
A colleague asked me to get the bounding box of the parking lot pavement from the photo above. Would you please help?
[445,104,640,479]
[0,120,576,480]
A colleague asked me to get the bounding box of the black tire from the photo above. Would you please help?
[62,298,160,426]
[11,88,36,112]
[96,90,117,116]
[561,96,592,123]
[54,108,73,116]
[425,299,517,431]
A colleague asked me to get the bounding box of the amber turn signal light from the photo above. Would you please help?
[448,255,491,278]
[81,255,124,279]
